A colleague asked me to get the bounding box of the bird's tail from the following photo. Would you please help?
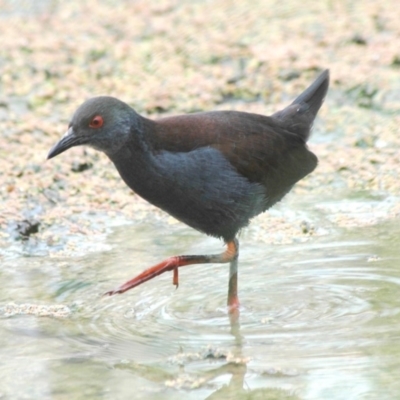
[272,69,329,141]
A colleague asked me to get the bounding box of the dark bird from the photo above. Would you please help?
[47,70,329,311]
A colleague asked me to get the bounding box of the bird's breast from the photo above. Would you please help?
[110,146,266,240]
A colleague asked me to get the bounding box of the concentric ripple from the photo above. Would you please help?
[53,221,400,374]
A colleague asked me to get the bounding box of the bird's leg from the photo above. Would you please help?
[105,239,239,307]
[227,257,240,311]
[173,267,179,287]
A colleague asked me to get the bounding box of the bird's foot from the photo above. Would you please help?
[227,296,240,313]
[103,257,177,296]
[103,242,238,297]
[104,287,123,296]
[227,298,240,324]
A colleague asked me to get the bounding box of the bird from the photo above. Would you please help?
[47,69,329,311]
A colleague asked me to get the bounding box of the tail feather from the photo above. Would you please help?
[272,69,329,141]
[291,69,329,117]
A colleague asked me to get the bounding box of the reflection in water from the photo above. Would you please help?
[1,219,400,399]
[203,314,252,400]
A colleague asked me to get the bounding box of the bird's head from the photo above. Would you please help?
[47,96,138,159]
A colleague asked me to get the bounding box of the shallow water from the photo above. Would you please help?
[1,197,400,399]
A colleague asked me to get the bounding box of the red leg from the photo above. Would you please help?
[227,257,240,312]
[104,239,239,298]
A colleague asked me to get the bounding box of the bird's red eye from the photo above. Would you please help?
[89,115,104,129]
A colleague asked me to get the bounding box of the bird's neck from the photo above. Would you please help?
[110,116,155,161]
[107,117,164,200]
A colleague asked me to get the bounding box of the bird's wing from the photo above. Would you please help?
[151,111,311,184]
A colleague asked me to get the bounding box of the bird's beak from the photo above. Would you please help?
[47,127,83,160]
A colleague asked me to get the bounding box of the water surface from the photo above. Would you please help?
[1,194,400,399]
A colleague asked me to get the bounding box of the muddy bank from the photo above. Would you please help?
[0,0,399,252]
